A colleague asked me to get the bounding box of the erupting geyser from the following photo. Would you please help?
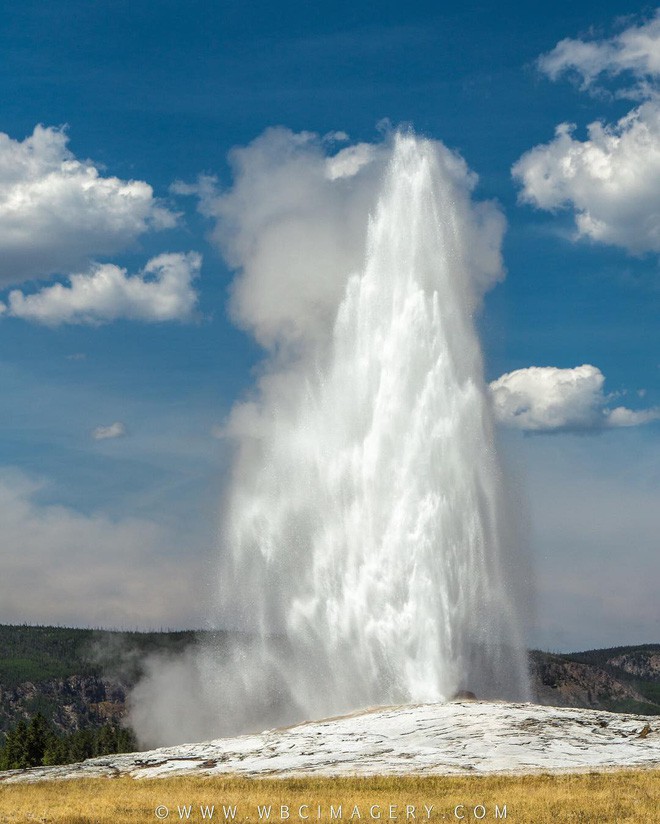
[131,129,531,746]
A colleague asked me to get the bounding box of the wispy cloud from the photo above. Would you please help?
[538,10,660,97]
[0,471,206,628]
[520,435,660,650]
[92,422,127,441]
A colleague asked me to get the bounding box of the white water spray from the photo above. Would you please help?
[131,130,531,745]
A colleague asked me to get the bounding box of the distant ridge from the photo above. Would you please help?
[0,624,658,740]
[530,646,660,716]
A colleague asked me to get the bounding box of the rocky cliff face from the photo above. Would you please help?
[607,651,660,680]
[530,653,651,709]
[530,647,660,715]
[0,675,128,734]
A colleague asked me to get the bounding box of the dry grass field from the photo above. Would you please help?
[0,770,658,824]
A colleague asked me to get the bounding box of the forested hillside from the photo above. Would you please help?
[531,645,660,715]
[0,625,234,738]
[0,624,232,770]
[0,624,201,689]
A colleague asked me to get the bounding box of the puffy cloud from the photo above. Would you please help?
[178,127,504,350]
[515,13,660,253]
[490,364,660,433]
[513,103,660,253]
[92,422,126,441]
[179,128,388,349]
[1,252,201,325]
[0,471,206,629]
[324,142,378,180]
[538,11,660,96]
[605,405,660,426]
[0,125,177,285]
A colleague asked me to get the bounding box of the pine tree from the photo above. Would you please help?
[0,715,139,769]
[0,719,30,770]
[25,713,53,767]
[42,735,70,766]
[116,726,137,753]
[68,728,95,762]
[97,722,118,755]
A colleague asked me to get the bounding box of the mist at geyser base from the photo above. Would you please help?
[130,128,532,747]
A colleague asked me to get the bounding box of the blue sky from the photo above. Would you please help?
[0,0,658,649]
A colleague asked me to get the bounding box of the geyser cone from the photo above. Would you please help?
[219,133,530,726]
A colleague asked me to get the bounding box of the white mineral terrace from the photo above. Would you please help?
[1,701,659,784]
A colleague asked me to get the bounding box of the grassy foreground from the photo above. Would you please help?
[0,771,658,823]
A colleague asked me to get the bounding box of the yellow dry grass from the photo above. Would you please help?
[0,770,658,824]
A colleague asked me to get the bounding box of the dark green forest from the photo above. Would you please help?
[0,713,136,770]
[0,623,205,688]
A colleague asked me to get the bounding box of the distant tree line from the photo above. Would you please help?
[0,713,137,770]
[0,623,205,689]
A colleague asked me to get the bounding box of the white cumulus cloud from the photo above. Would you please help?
[92,421,126,441]
[1,252,201,325]
[515,12,660,254]
[538,10,660,96]
[0,125,177,285]
[513,104,660,253]
[490,364,660,432]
